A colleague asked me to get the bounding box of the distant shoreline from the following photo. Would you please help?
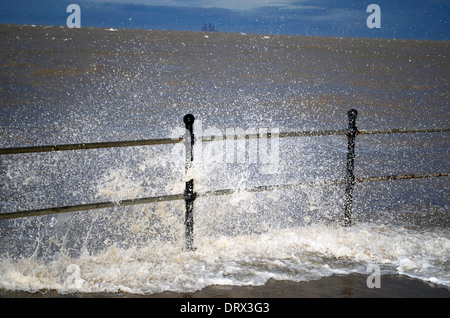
[1,23,448,43]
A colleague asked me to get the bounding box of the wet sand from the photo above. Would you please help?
[1,273,449,298]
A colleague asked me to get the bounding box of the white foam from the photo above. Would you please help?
[1,222,448,294]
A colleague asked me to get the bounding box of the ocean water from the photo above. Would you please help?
[0,24,449,295]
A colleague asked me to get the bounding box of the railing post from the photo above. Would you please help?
[183,114,197,251]
[344,109,358,227]
[184,114,195,171]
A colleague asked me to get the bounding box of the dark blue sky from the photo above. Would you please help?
[0,0,448,40]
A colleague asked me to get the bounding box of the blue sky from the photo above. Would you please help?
[0,0,448,40]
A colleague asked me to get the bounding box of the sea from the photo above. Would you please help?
[0,24,449,296]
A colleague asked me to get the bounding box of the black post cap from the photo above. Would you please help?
[184,114,195,126]
[347,109,358,119]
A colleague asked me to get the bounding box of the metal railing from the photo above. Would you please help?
[1,110,449,250]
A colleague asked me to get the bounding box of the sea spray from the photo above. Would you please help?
[1,25,448,295]
[1,222,448,294]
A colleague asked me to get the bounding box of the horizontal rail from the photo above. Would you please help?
[359,127,450,135]
[356,172,449,182]
[199,179,346,198]
[198,127,450,142]
[1,127,448,155]
[1,172,447,221]
[0,194,184,220]
[0,137,183,155]
[200,130,348,142]
[200,172,450,197]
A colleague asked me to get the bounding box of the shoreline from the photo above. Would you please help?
[1,273,449,298]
